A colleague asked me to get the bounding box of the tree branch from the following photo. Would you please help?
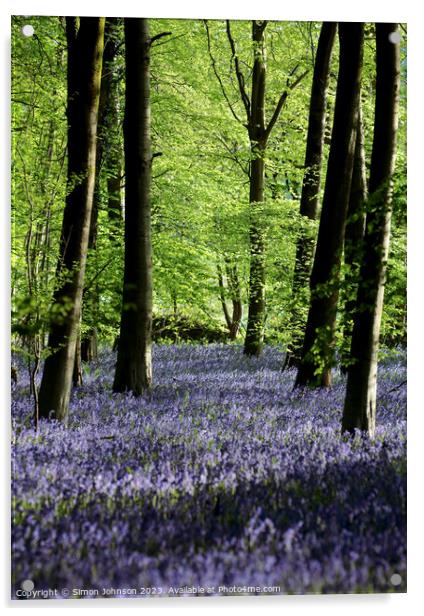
[83,257,116,294]
[226,20,251,123]
[203,20,243,124]
[289,68,310,90]
[215,133,250,177]
[263,92,288,143]
[149,31,172,46]
[387,380,406,393]
[264,69,309,143]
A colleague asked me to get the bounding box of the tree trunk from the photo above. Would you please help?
[284,22,337,369]
[113,18,153,395]
[81,334,97,364]
[79,18,121,364]
[213,20,306,356]
[104,18,124,237]
[72,326,83,387]
[38,18,104,423]
[227,260,242,340]
[340,100,367,373]
[295,23,364,388]
[244,20,267,357]
[218,258,243,340]
[218,263,233,333]
[342,23,400,437]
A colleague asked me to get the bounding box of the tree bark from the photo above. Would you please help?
[244,20,267,357]
[340,100,367,373]
[342,23,400,437]
[295,22,364,388]
[38,17,104,423]
[284,22,337,369]
[113,18,153,395]
[79,18,122,364]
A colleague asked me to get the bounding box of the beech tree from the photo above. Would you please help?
[37,17,105,423]
[342,23,400,437]
[206,20,308,356]
[284,22,337,368]
[243,22,309,356]
[113,18,153,395]
[80,17,123,365]
[340,100,367,373]
[295,22,364,388]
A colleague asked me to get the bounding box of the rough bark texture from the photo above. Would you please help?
[340,101,367,373]
[295,23,364,388]
[342,23,400,437]
[244,20,267,357]
[284,22,337,369]
[113,18,153,395]
[38,17,104,423]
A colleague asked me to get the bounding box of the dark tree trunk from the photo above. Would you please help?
[38,18,104,423]
[295,22,364,388]
[342,23,400,437]
[340,100,367,373]
[113,18,153,395]
[284,22,337,369]
[244,20,267,357]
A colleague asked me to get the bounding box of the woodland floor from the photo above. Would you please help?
[11,344,406,598]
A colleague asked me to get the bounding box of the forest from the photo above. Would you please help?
[11,16,406,598]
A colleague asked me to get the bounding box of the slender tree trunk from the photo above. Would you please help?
[72,325,83,387]
[22,117,56,408]
[227,260,242,340]
[342,23,400,436]
[80,18,122,363]
[113,18,153,395]
[106,100,123,237]
[208,20,307,356]
[284,22,337,369]
[107,171,123,233]
[104,18,124,237]
[80,332,97,364]
[38,119,56,301]
[295,23,364,388]
[79,76,102,365]
[218,263,233,332]
[38,18,104,423]
[340,101,367,373]
[244,21,267,356]
[218,258,242,340]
